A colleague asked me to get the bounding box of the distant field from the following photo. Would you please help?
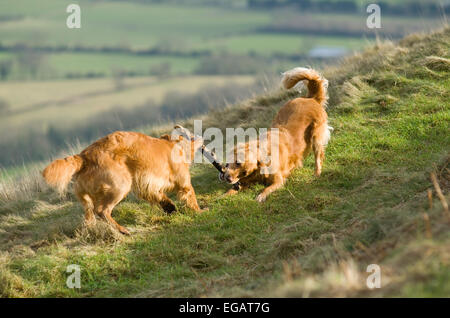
[0,36,369,79]
[195,33,370,56]
[0,0,442,80]
[0,1,438,50]
[0,75,256,134]
[48,53,199,77]
[0,1,271,49]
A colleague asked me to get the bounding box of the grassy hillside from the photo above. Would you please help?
[0,27,449,297]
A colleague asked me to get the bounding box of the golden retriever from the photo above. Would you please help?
[221,67,332,202]
[42,126,203,234]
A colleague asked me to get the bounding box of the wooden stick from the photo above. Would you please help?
[200,145,241,190]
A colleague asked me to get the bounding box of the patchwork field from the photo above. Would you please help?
[0,75,256,151]
[0,0,442,81]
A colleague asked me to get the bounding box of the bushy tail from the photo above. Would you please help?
[42,155,83,193]
[282,67,328,106]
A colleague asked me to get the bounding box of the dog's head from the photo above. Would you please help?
[164,125,203,163]
[220,141,259,184]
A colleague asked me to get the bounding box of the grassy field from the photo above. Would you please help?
[0,75,255,136]
[0,27,448,297]
[0,0,278,52]
[0,1,269,48]
[195,33,369,56]
[0,0,443,81]
[47,53,199,77]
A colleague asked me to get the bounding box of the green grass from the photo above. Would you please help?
[0,0,437,51]
[0,27,449,297]
[0,1,271,49]
[48,53,199,76]
[195,33,370,56]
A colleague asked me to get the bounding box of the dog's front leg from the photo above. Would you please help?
[178,185,203,212]
[256,174,284,203]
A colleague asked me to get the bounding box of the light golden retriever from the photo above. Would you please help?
[221,67,332,202]
[42,126,203,234]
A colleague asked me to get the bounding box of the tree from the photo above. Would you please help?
[16,50,47,79]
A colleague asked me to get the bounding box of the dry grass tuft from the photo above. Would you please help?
[0,253,33,297]
[424,56,450,72]
[276,259,368,297]
[74,221,124,244]
[0,168,47,203]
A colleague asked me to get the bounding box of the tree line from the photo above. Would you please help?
[249,0,449,16]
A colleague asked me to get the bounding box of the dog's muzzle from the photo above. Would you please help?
[219,172,233,184]
[219,172,241,190]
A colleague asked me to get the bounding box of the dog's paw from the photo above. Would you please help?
[256,193,267,203]
[224,189,238,197]
[119,226,131,235]
[84,218,97,227]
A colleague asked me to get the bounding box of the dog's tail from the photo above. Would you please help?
[281,67,328,106]
[42,155,83,194]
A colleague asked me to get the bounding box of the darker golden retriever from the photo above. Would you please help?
[42,126,203,234]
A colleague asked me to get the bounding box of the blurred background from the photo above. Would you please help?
[0,0,448,173]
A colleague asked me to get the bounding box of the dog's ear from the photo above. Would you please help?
[174,125,192,140]
[160,134,170,140]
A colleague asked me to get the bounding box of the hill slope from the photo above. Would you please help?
[0,27,449,297]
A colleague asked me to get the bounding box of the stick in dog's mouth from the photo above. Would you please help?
[173,125,241,190]
[200,144,241,191]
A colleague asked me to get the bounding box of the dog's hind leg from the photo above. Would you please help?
[76,191,96,226]
[93,176,132,235]
[103,204,129,235]
[312,141,324,177]
[312,123,330,177]
[94,191,130,235]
